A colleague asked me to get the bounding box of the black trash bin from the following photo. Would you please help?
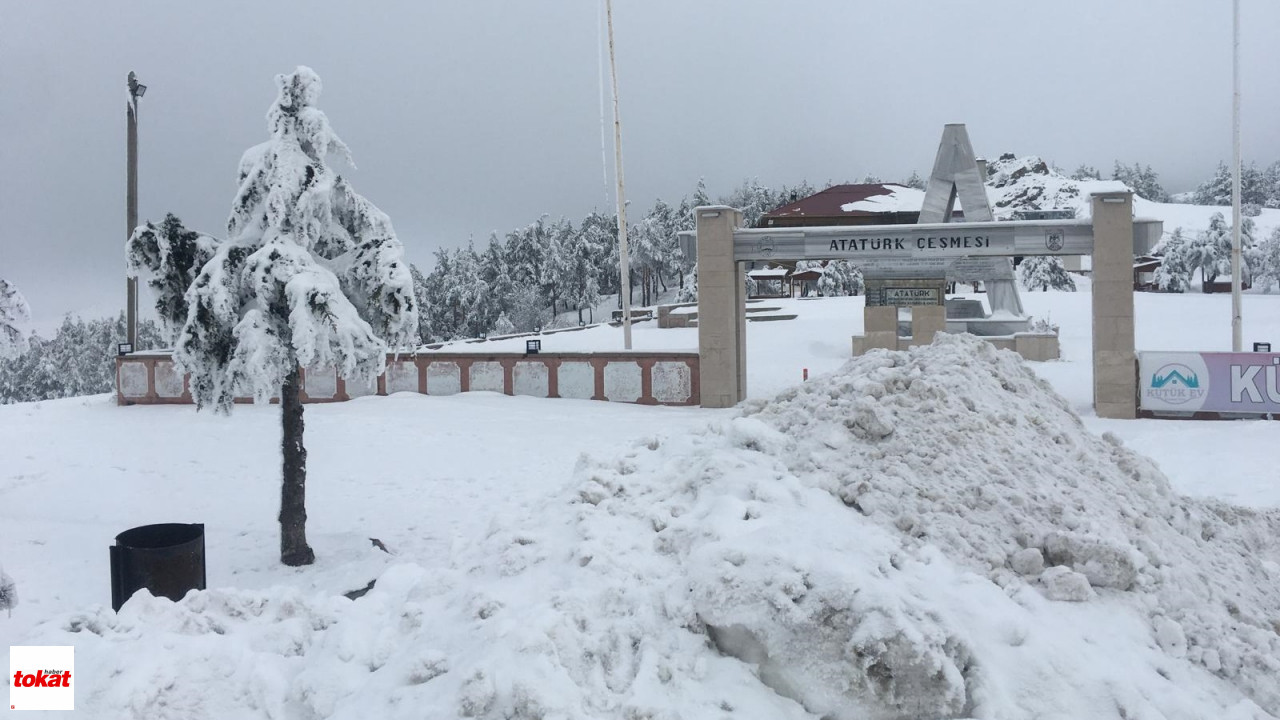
[109,523,206,612]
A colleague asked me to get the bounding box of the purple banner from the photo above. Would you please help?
[1140,351,1280,414]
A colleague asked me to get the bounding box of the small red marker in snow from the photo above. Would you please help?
[803,368,809,381]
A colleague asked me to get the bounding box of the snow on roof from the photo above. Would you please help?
[747,267,789,278]
[764,183,931,220]
[839,184,928,213]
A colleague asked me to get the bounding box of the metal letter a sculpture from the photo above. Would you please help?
[919,124,994,224]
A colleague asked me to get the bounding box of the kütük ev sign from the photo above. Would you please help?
[1139,351,1280,414]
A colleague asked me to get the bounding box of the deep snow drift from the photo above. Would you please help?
[26,335,1280,719]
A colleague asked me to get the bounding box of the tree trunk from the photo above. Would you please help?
[280,366,315,566]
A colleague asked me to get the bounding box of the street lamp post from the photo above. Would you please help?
[126,71,146,349]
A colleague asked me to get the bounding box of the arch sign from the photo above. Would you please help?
[693,124,1156,420]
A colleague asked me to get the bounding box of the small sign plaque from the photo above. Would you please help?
[117,343,134,356]
[1254,342,1272,352]
[882,287,940,306]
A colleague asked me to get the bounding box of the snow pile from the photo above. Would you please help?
[27,335,1280,719]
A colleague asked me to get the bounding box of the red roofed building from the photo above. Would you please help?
[759,183,963,228]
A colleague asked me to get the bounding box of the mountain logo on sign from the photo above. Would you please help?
[1151,368,1199,389]
[1147,363,1205,405]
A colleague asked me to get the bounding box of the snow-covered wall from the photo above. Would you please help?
[114,352,700,407]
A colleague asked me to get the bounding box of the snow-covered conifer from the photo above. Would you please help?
[1193,163,1233,207]
[174,67,416,566]
[0,278,31,359]
[1254,227,1280,293]
[409,263,432,345]
[126,213,220,343]
[1071,165,1101,181]
[901,171,926,189]
[1017,256,1077,292]
[0,563,15,616]
[1154,228,1193,293]
[492,313,516,336]
[816,260,864,297]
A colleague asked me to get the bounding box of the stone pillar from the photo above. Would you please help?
[1091,191,1137,419]
[696,206,746,408]
[911,305,946,346]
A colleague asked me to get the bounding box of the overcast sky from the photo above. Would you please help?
[3,0,1278,330]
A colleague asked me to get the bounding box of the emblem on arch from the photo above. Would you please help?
[1045,229,1066,252]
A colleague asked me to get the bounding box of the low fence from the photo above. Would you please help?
[115,351,701,407]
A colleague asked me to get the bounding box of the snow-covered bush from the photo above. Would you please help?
[1017,256,1077,292]
[674,270,697,303]
[174,67,416,566]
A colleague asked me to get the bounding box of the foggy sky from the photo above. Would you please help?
[3,0,1279,330]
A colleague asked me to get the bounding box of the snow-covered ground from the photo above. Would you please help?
[3,287,1280,718]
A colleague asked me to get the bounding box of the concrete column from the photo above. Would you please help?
[1091,191,1137,419]
[911,305,946,346]
[696,206,746,408]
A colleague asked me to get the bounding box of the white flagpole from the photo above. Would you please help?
[606,0,633,349]
[1230,0,1243,352]
[596,0,611,206]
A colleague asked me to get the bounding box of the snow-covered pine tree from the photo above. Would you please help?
[126,213,221,343]
[1071,165,1102,181]
[1193,163,1233,206]
[692,178,712,208]
[0,313,164,403]
[580,211,618,298]
[174,67,416,566]
[0,563,15,617]
[423,247,458,342]
[1241,162,1267,207]
[0,277,31,359]
[901,171,926,190]
[1154,228,1193,293]
[505,216,549,294]
[479,234,514,325]
[816,260,864,297]
[1265,161,1280,210]
[1185,213,1228,285]
[1254,227,1280,293]
[562,218,602,323]
[540,218,574,316]
[1017,256,1078,292]
[409,263,432,345]
[492,313,516,336]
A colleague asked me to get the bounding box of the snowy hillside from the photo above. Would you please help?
[984,155,1280,241]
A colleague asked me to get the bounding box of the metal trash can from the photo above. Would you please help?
[109,523,206,612]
